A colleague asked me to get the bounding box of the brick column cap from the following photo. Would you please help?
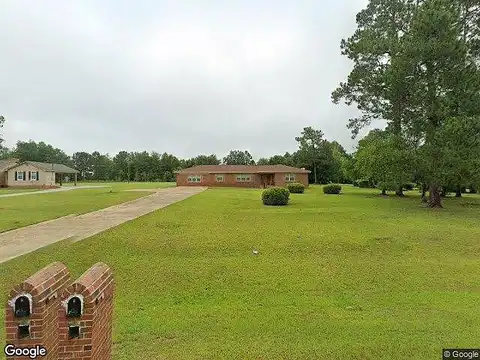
[9,262,69,300]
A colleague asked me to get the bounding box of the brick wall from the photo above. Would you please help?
[4,262,114,360]
[58,263,114,360]
[176,172,309,188]
[274,173,309,188]
[5,262,70,360]
[296,173,309,187]
[176,173,262,188]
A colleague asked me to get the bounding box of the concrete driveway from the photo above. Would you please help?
[0,185,109,198]
[0,186,207,263]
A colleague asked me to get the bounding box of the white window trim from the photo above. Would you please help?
[187,175,202,183]
[215,174,224,182]
[285,173,296,182]
[236,174,252,182]
[31,172,38,181]
[17,171,24,181]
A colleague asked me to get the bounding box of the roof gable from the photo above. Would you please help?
[0,159,19,171]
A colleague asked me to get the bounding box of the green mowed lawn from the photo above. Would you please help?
[1,186,480,359]
[76,181,176,190]
[0,188,39,195]
[0,188,152,232]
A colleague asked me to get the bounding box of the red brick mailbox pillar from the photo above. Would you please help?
[5,262,70,360]
[58,262,114,360]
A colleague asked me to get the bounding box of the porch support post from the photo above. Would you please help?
[74,172,77,186]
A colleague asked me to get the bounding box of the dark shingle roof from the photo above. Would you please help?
[26,161,79,174]
[176,164,311,174]
[6,161,79,174]
[0,159,18,171]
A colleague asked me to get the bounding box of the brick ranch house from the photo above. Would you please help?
[176,165,311,188]
[0,159,79,188]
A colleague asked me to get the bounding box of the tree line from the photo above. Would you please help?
[0,126,353,184]
[1,1,479,208]
[0,114,478,206]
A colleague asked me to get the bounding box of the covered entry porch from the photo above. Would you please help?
[259,173,275,188]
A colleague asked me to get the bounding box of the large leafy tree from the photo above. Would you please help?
[257,152,296,166]
[329,141,352,183]
[182,154,220,168]
[355,129,416,195]
[12,140,72,165]
[295,127,338,184]
[111,151,132,181]
[90,151,113,181]
[223,150,255,165]
[159,152,181,181]
[433,116,480,196]
[72,152,94,180]
[332,0,480,207]
[256,157,269,165]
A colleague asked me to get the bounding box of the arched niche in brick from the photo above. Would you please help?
[62,294,84,318]
[8,293,33,318]
[58,262,114,360]
[4,262,70,359]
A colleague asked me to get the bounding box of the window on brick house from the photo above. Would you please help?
[285,173,296,182]
[236,174,252,182]
[215,175,224,182]
[187,175,202,183]
[16,171,24,181]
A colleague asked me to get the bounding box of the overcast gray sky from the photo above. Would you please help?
[1,0,379,160]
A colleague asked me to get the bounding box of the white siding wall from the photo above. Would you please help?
[6,165,55,187]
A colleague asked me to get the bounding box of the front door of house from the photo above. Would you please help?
[262,174,274,188]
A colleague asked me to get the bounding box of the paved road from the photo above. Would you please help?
[0,185,108,198]
[0,186,207,263]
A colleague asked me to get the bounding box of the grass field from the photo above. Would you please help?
[0,187,153,232]
[0,188,39,195]
[1,185,480,359]
[76,181,176,190]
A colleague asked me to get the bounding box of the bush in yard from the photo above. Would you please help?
[286,182,305,194]
[262,187,290,206]
[323,184,342,194]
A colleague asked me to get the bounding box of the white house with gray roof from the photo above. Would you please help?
[0,160,79,188]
